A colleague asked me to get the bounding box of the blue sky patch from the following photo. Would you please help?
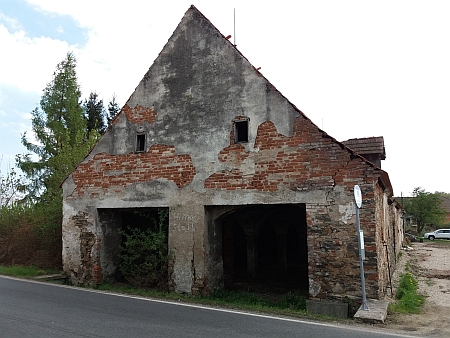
[0,0,88,46]
[0,83,40,169]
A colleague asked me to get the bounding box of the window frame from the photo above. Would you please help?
[234,118,249,143]
[135,133,146,153]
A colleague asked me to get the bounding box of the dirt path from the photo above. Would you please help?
[386,242,450,337]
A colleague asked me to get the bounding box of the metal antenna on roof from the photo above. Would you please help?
[234,8,236,46]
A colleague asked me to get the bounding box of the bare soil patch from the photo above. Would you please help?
[386,242,450,337]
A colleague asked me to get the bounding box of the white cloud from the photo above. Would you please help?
[0,25,72,93]
[0,12,22,31]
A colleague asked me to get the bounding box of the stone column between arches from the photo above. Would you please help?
[168,204,206,295]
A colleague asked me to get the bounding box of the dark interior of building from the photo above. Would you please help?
[220,204,308,295]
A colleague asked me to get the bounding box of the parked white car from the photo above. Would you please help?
[424,229,450,240]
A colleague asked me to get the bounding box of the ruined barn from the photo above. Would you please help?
[62,6,403,304]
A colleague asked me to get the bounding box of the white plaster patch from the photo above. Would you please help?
[338,202,355,224]
[173,257,193,294]
[309,278,321,297]
[105,169,126,176]
[240,157,256,176]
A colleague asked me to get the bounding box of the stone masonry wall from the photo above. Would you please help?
[62,210,102,286]
[203,113,384,299]
[62,6,397,300]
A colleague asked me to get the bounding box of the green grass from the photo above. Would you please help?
[202,289,307,312]
[94,282,174,299]
[389,264,424,314]
[0,265,52,277]
[93,282,309,315]
[424,239,450,246]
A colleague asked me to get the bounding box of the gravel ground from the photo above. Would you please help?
[386,242,450,337]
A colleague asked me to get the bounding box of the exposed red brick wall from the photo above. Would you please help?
[205,117,371,192]
[122,104,157,124]
[72,145,196,196]
[218,143,249,164]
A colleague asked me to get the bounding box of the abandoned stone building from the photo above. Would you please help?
[62,5,404,305]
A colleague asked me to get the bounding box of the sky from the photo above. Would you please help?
[0,0,449,197]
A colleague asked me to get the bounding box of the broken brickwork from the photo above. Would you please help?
[62,6,403,302]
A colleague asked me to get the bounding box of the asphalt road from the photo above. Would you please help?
[0,276,413,338]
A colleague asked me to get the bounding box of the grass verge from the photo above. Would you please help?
[94,282,309,316]
[423,239,450,246]
[389,263,424,314]
[0,265,55,277]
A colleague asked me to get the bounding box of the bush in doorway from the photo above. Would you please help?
[119,209,168,288]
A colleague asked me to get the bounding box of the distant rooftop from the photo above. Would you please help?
[342,136,386,158]
[342,136,386,168]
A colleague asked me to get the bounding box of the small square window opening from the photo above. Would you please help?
[136,134,146,152]
[235,120,249,143]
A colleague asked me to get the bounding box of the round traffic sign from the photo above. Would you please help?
[354,185,362,208]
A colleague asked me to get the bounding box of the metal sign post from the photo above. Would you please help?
[354,185,369,311]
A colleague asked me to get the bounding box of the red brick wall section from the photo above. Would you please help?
[218,143,249,165]
[205,117,369,192]
[72,145,196,196]
[93,238,103,285]
[120,104,157,124]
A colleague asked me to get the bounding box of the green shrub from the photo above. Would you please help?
[277,291,307,310]
[391,271,424,314]
[0,201,62,269]
[119,209,168,288]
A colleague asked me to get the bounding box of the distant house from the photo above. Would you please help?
[61,6,403,306]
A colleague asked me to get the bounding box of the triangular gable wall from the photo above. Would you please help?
[62,6,401,301]
[65,5,391,196]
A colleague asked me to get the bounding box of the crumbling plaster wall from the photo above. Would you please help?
[62,198,101,285]
[62,7,394,300]
[378,193,404,297]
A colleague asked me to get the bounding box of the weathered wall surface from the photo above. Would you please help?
[62,6,399,300]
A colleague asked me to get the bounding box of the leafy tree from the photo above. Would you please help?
[0,202,62,268]
[16,52,97,202]
[436,191,450,199]
[0,159,26,207]
[404,187,447,234]
[84,91,106,134]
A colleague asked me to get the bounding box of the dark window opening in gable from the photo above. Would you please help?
[235,120,249,143]
[136,134,146,152]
